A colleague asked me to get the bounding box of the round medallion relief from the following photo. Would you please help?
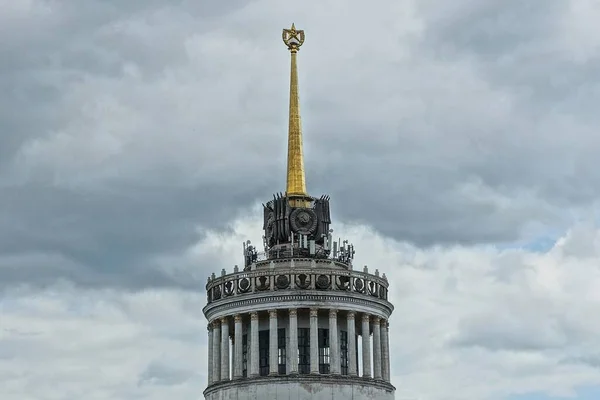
[353,278,364,293]
[316,274,330,289]
[276,275,290,289]
[289,208,318,235]
[238,277,250,293]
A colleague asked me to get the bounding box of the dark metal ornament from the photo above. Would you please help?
[295,273,310,289]
[316,274,330,289]
[224,280,234,296]
[238,277,250,293]
[256,276,269,291]
[265,211,275,241]
[290,208,318,235]
[276,275,290,289]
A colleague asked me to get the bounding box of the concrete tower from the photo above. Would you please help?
[203,24,395,400]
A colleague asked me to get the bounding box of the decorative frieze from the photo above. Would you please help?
[206,267,389,306]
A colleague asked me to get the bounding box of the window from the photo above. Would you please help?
[242,333,248,377]
[318,328,330,374]
[298,328,310,374]
[340,330,348,375]
[259,330,269,376]
[278,328,286,375]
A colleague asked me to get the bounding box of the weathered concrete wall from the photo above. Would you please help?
[204,375,395,400]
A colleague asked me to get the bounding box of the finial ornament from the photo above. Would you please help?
[283,23,308,202]
[282,23,305,53]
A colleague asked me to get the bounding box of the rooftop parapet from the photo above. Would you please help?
[205,262,390,307]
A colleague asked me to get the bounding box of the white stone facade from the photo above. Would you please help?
[203,259,395,399]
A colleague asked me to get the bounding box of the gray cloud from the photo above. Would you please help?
[0,0,599,332]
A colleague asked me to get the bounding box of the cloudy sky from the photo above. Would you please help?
[1,0,600,399]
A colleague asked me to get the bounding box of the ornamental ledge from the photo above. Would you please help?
[203,374,396,396]
[202,291,394,321]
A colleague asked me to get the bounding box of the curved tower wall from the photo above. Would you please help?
[203,260,394,400]
[202,24,395,400]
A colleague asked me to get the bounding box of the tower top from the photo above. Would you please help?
[241,26,355,268]
[282,24,308,203]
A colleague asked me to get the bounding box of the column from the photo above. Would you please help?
[361,314,371,378]
[381,319,390,382]
[269,310,278,375]
[207,324,213,384]
[234,314,243,379]
[372,316,382,380]
[212,320,221,382]
[250,312,259,376]
[289,309,299,374]
[347,311,357,376]
[309,308,319,374]
[221,317,230,380]
[329,309,340,374]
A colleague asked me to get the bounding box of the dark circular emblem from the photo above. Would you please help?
[238,277,250,293]
[289,208,318,235]
[353,278,364,293]
[276,275,290,289]
[316,274,330,289]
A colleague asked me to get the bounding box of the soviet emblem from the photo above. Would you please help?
[282,23,305,52]
[290,208,318,235]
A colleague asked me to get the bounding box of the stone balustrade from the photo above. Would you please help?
[205,261,389,306]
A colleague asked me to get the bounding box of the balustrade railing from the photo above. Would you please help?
[205,266,389,305]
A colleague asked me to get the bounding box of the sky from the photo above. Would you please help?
[1,0,600,399]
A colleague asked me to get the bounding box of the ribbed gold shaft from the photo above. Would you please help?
[286,48,307,197]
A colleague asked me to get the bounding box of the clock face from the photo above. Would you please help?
[290,208,317,235]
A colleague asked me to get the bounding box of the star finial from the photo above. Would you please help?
[282,23,305,52]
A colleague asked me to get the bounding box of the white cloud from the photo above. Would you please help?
[2,213,600,399]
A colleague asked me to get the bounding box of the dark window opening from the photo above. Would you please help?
[242,333,248,377]
[259,330,269,376]
[298,328,310,374]
[340,330,348,375]
[318,328,330,374]
[278,328,286,375]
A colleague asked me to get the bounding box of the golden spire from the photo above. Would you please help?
[282,23,308,203]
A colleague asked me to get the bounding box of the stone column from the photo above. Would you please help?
[269,310,278,375]
[212,320,221,382]
[207,324,213,384]
[221,317,230,380]
[361,314,371,378]
[347,311,357,376]
[309,308,319,374]
[289,309,299,374]
[250,312,259,376]
[234,314,243,379]
[329,309,340,374]
[381,319,390,382]
[372,316,382,380]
